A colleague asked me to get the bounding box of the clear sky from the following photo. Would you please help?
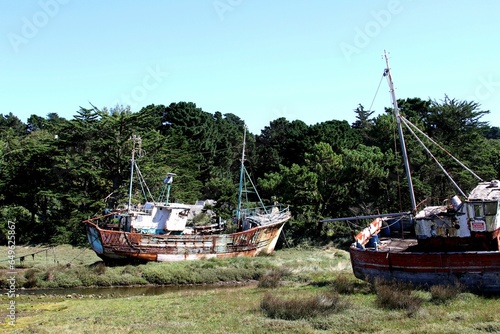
[2,0,499,134]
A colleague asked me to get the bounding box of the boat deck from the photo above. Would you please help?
[366,237,418,252]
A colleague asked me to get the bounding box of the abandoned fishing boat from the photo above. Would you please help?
[322,51,500,293]
[84,132,291,263]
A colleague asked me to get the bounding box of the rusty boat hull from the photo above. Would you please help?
[338,54,500,294]
[85,218,287,263]
[349,238,500,293]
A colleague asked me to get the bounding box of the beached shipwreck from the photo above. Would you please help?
[84,131,291,263]
[323,51,500,293]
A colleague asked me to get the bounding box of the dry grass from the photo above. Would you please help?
[257,267,291,288]
[374,279,425,316]
[0,246,498,333]
[430,283,462,304]
[260,291,349,320]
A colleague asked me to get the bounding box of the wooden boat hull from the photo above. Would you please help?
[85,219,286,263]
[349,245,500,293]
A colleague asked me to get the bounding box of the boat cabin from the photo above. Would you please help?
[128,202,191,234]
[414,180,500,250]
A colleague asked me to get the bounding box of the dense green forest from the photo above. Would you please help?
[1,98,499,246]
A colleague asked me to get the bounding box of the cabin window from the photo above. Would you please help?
[470,202,497,232]
[484,202,497,216]
[473,204,484,218]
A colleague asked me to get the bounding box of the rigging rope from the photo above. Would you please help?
[133,161,155,202]
[368,71,405,211]
[347,215,407,239]
[368,71,386,114]
[400,115,483,182]
[244,166,269,215]
[67,246,93,265]
[400,116,467,197]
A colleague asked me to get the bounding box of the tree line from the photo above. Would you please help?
[1,97,499,246]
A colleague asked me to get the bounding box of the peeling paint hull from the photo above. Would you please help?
[349,240,500,293]
[84,216,288,263]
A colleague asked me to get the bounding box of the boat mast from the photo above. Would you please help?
[128,135,141,210]
[164,173,175,205]
[383,51,417,212]
[236,125,247,221]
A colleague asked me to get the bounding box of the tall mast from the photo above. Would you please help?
[383,51,417,212]
[128,135,140,210]
[236,125,247,221]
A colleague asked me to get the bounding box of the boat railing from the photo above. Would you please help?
[129,203,154,215]
[234,204,290,219]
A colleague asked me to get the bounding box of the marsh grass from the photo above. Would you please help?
[0,245,100,269]
[328,272,372,294]
[0,246,279,290]
[257,267,291,288]
[430,283,462,304]
[2,288,498,334]
[374,279,425,316]
[22,268,39,288]
[0,246,498,333]
[260,291,349,320]
[1,245,354,291]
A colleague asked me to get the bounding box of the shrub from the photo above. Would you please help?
[258,267,290,288]
[260,291,348,320]
[121,265,139,275]
[23,268,40,288]
[51,271,82,288]
[92,262,107,275]
[42,264,66,282]
[430,284,461,304]
[75,267,99,286]
[330,274,357,294]
[374,280,424,316]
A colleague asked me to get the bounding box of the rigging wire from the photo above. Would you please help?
[400,115,483,182]
[367,70,406,211]
[133,161,155,203]
[368,71,386,113]
[244,166,269,215]
[400,116,467,197]
[344,214,407,235]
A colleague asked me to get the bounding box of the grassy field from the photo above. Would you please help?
[0,245,499,333]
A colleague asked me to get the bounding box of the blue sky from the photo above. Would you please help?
[2,0,499,134]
